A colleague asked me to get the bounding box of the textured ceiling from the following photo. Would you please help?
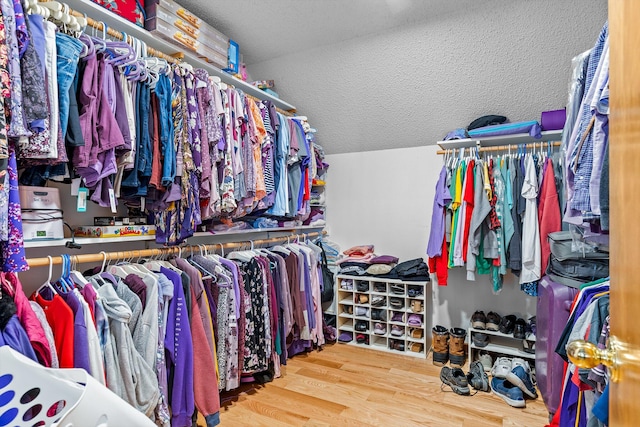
[175,0,476,64]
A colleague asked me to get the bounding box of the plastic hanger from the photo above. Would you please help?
[69,255,89,288]
[35,256,58,297]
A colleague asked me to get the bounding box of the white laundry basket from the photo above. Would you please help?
[0,347,155,426]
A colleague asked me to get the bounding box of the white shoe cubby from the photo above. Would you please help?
[467,327,536,362]
[336,275,429,358]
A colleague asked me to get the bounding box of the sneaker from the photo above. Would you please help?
[373,283,386,292]
[513,318,527,339]
[355,320,368,332]
[440,367,470,395]
[471,310,487,329]
[472,332,489,348]
[390,325,404,337]
[467,361,490,392]
[486,312,502,331]
[390,284,404,295]
[506,365,538,399]
[491,357,512,379]
[373,322,386,335]
[491,377,525,408]
[370,296,385,307]
[498,314,517,335]
[355,306,369,318]
[477,351,493,372]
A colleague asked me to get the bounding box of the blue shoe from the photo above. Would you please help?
[506,365,538,399]
[491,377,525,408]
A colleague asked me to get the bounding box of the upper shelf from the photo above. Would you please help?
[64,0,296,112]
[436,129,563,150]
[23,225,325,248]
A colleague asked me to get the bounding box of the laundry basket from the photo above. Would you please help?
[0,347,155,426]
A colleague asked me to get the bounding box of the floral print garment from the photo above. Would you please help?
[0,11,10,159]
[0,0,29,138]
[2,146,28,272]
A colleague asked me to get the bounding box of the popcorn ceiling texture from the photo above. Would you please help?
[241,0,607,154]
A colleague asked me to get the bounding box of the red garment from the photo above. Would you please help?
[1,273,52,367]
[33,293,75,368]
[462,160,475,262]
[538,158,561,272]
[428,239,449,286]
[91,0,145,27]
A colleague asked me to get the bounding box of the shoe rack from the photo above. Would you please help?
[467,327,536,362]
[336,275,429,358]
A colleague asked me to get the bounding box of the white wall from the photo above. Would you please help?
[249,0,608,155]
[325,146,536,333]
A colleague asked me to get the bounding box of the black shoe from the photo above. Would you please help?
[471,310,486,329]
[486,312,502,331]
[472,332,489,348]
[498,314,517,335]
[440,367,470,395]
[355,320,368,332]
[513,318,527,339]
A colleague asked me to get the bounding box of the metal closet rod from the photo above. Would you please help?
[436,141,561,155]
[26,231,325,267]
[68,10,295,117]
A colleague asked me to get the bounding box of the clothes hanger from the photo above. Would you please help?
[69,255,89,288]
[35,256,58,297]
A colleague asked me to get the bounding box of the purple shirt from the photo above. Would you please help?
[161,266,194,427]
[0,315,38,362]
[427,166,453,258]
[58,288,90,373]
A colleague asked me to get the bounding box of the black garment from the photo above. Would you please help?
[599,145,609,231]
[507,158,523,274]
[467,115,507,131]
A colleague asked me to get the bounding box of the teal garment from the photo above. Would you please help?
[493,160,507,289]
[476,228,492,275]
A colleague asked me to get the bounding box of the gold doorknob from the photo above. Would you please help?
[567,336,620,382]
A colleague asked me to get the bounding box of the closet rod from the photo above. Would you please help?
[26,231,325,267]
[67,9,295,117]
[69,10,179,64]
[436,141,561,155]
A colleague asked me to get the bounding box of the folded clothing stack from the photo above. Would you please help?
[337,245,400,276]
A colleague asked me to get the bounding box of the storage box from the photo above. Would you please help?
[91,0,146,28]
[225,39,239,73]
[75,225,156,239]
[19,186,64,241]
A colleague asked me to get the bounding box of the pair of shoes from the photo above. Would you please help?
[356,294,368,304]
[390,325,404,337]
[409,328,423,339]
[491,357,537,408]
[391,312,404,322]
[389,340,405,351]
[355,320,368,332]
[340,280,353,290]
[410,342,423,353]
[373,283,386,292]
[440,367,470,395]
[356,281,369,292]
[498,314,517,334]
[355,306,369,318]
[513,318,527,339]
[342,305,353,315]
[471,311,502,331]
[477,351,493,372]
[371,296,385,307]
[472,332,489,347]
[407,286,423,297]
[389,297,404,309]
[371,309,386,322]
[338,332,352,342]
[390,284,404,295]
[410,299,423,313]
[431,326,467,367]
[355,334,369,344]
[373,322,386,335]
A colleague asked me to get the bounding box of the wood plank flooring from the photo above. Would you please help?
[211,343,550,426]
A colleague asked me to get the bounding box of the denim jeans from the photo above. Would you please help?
[55,33,83,142]
[155,74,175,186]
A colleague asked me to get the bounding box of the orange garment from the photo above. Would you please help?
[149,94,165,191]
[248,98,267,201]
[33,293,75,368]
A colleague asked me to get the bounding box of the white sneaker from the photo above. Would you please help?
[477,351,493,372]
[491,357,512,379]
[511,357,530,372]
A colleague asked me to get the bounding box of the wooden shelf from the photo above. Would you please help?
[64,0,296,112]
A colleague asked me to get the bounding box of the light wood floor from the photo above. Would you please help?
[214,343,550,426]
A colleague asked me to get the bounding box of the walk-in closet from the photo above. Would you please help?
[1,0,634,426]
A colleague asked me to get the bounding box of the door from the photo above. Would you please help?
[608,0,640,424]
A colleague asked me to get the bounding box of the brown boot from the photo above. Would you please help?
[449,328,467,367]
[431,325,449,366]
